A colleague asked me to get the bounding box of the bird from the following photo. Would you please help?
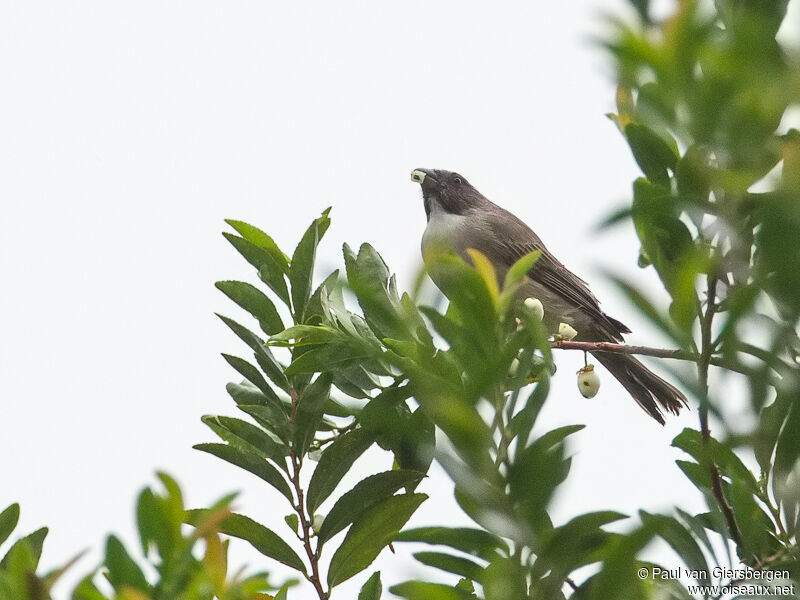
[410,167,687,424]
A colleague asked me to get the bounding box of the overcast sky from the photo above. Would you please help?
[2,1,799,597]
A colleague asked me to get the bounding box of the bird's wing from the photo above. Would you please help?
[468,207,630,339]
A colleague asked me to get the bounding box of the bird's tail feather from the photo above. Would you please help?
[594,353,687,424]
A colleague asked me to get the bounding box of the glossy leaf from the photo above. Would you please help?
[185,510,307,574]
[639,512,709,585]
[223,232,290,306]
[105,535,150,592]
[290,208,331,321]
[0,527,47,569]
[413,551,484,582]
[201,415,287,467]
[293,374,333,455]
[390,581,475,600]
[225,219,290,272]
[0,504,20,548]
[194,443,293,501]
[327,493,426,587]
[394,527,506,561]
[217,314,290,393]
[358,571,382,600]
[624,123,678,187]
[216,280,284,335]
[318,470,426,544]
[307,428,374,514]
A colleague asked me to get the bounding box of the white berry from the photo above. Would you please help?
[558,322,578,340]
[523,297,545,321]
[577,365,600,398]
[312,513,325,533]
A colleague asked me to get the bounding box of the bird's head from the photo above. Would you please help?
[411,168,485,220]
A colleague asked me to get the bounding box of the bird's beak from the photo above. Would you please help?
[411,169,439,189]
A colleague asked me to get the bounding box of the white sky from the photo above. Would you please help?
[2,1,797,597]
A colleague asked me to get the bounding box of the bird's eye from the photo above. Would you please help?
[453,176,462,184]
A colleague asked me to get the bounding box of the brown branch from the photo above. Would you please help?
[551,340,692,360]
[550,339,753,377]
[697,276,744,549]
[289,388,329,600]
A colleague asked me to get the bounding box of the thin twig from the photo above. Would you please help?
[697,276,744,549]
[289,388,328,600]
[550,339,752,377]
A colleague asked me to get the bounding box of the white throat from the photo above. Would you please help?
[421,200,469,262]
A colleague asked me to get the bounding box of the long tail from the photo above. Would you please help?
[594,353,688,424]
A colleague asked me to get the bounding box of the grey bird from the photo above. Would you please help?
[411,167,687,424]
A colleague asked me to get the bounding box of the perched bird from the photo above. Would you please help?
[410,167,687,424]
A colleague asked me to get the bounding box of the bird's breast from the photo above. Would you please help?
[421,210,469,264]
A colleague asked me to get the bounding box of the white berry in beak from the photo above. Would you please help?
[558,322,578,340]
[411,170,426,183]
[577,365,600,398]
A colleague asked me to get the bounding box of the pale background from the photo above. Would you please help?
[2,1,799,597]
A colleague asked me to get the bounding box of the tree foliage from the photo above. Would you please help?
[4,1,799,598]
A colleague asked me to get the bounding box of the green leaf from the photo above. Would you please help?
[605,273,691,348]
[327,493,427,587]
[396,406,435,475]
[105,535,150,593]
[284,342,369,375]
[194,443,293,502]
[225,220,290,272]
[226,379,285,412]
[216,280,285,335]
[270,324,343,345]
[508,427,582,531]
[290,209,331,321]
[502,251,542,292]
[307,269,341,321]
[202,415,287,467]
[238,403,291,445]
[186,510,307,574]
[306,428,374,514]
[0,504,20,548]
[222,353,276,400]
[413,551,484,582]
[223,232,290,306]
[675,145,711,201]
[774,400,800,478]
[217,314,290,393]
[0,527,47,569]
[344,243,411,341]
[390,581,475,600]
[318,470,426,544]
[71,575,108,600]
[639,512,709,585]
[671,428,758,492]
[284,514,299,535]
[674,508,718,567]
[535,511,627,578]
[624,123,678,187]
[293,374,333,455]
[136,488,168,557]
[358,571,382,600]
[394,527,506,561]
[755,392,792,474]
